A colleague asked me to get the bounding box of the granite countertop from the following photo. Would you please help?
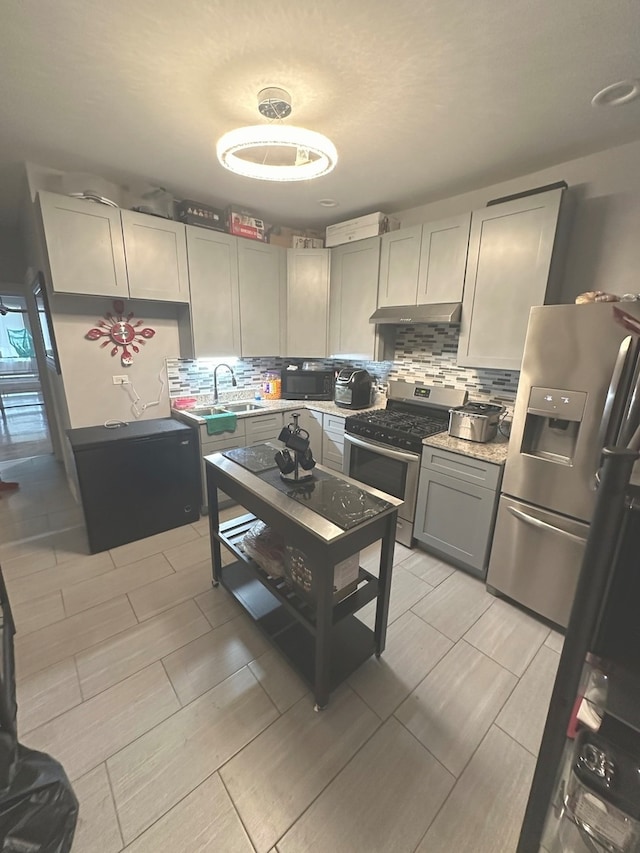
[422,431,510,465]
[171,393,385,423]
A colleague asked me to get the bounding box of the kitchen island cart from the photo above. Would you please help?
[205,445,402,709]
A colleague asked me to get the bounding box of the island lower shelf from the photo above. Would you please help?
[220,560,376,692]
[218,512,380,634]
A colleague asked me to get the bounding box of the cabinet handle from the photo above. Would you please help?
[507,506,587,545]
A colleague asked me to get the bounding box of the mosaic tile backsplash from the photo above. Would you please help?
[167,325,520,412]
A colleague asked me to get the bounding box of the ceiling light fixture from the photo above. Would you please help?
[591,79,640,107]
[216,88,337,182]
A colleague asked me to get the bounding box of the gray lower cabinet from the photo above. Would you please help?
[244,411,285,445]
[457,187,570,370]
[237,241,286,357]
[322,412,346,472]
[186,228,241,357]
[201,425,246,510]
[414,447,502,577]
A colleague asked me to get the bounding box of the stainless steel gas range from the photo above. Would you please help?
[344,380,467,546]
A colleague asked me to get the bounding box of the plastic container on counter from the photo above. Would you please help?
[262,371,281,400]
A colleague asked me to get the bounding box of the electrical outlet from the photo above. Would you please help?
[112,375,129,385]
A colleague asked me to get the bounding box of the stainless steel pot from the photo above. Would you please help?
[448,402,504,443]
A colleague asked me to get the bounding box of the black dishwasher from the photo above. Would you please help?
[67,418,200,553]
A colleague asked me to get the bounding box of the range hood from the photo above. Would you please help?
[369,302,462,325]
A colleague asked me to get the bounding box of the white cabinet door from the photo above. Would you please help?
[458,188,566,370]
[121,210,189,303]
[201,431,246,510]
[417,213,471,304]
[322,412,346,471]
[186,228,241,357]
[238,241,286,357]
[245,411,285,445]
[286,249,330,357]
[38,191,128,297]
[329,237,381,359]
[377,226,422,307]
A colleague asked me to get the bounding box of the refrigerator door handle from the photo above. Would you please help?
[597,336,634,450]
[594,335,637,487]
[507,506,588,545]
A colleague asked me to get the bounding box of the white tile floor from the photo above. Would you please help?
[0,453,563,853]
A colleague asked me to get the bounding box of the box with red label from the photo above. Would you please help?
[227,207,269,242]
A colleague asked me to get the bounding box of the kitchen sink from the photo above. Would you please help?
[185,406,228,416]
[221,401,265,413]
[183,402,265,416]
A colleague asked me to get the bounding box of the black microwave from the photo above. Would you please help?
[281,368,334,400]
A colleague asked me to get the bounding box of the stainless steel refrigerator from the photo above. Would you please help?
[487,302,640,627]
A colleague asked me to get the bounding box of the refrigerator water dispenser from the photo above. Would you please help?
[521,386,587,465]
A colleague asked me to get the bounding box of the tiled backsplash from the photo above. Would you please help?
[166,356,392,397]
[167,325,519,410]
[390,325,520,410]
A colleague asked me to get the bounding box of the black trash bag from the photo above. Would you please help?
[0,743,78,853]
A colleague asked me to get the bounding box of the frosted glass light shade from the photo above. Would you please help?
[216,124,337,182]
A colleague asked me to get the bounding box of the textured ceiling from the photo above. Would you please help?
[0,0,639,227]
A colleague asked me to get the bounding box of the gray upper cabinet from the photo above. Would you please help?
[38,191,128,297]
[186,227,241,357]
[121,210,189,303]
[377,214,471,308]
[286,249,330,357]
[329,237,381,359]
[238,240,286,357]
[378,226,422,307]
[417,212,471,303]
[458,187,568,370]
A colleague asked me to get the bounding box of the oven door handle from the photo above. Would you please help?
[507,506,588,545]
[345,433,420,462]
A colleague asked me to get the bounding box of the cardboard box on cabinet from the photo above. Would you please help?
[292,235,325,249]
[268,225,325,248]
[325,211,400,247]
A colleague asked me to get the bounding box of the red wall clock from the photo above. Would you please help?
[85,300,156,366]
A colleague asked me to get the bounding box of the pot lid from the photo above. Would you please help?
[453,402,505,415]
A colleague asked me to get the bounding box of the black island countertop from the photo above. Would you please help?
[207,443,403,546]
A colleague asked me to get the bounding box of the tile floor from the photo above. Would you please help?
[0,452,564,853]
[0,393,52,461]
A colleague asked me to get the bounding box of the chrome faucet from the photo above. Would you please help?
[213,363,237,403]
